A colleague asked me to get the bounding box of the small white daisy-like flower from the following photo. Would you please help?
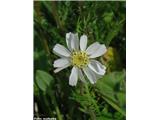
[53,32,107,86]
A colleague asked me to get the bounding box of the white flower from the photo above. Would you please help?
[53,32,107,86]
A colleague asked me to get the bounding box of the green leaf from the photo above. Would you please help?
[103,71,125,88]
[103,12,114,23]
[35,70,54,92]
[117,92,126,107]
[95,71,126,116]
[102,96,125,116]
[34,83,39,96]
[96,116,112,120]
[106,21,124,46]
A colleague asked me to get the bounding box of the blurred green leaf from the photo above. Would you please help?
[106,22,124,46]
[95,71,126,116]
[103,12,114,23]
[117,91,126,107]
[35,70,54,92]
[34,83,39,97]
[102,96,125,116]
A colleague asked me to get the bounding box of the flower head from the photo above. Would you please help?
[53,32,107,86]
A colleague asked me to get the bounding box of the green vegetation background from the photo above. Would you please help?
[34,1,126,120]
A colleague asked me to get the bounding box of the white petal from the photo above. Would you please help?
[72,33,79,50]
[66,32,71,40]
[83,67,97,84]
[54,63,71,73]
[89,44,107,58]
[66,32,72,51]
[53,44,71,57]
[86,42,101,55]
[69,33,75,51]
[67,33,79,51]
[78,69,86,83]
[53,58,70,68]
[94,71,103,80]
[69,67,78,86]
[88,60,106,75]
[80,35,87,51]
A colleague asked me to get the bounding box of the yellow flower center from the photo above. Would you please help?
[71,51,89,68]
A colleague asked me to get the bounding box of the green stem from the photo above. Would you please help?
[84,84,100,118]
[53,96,63,120]
[49,92,63,120]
